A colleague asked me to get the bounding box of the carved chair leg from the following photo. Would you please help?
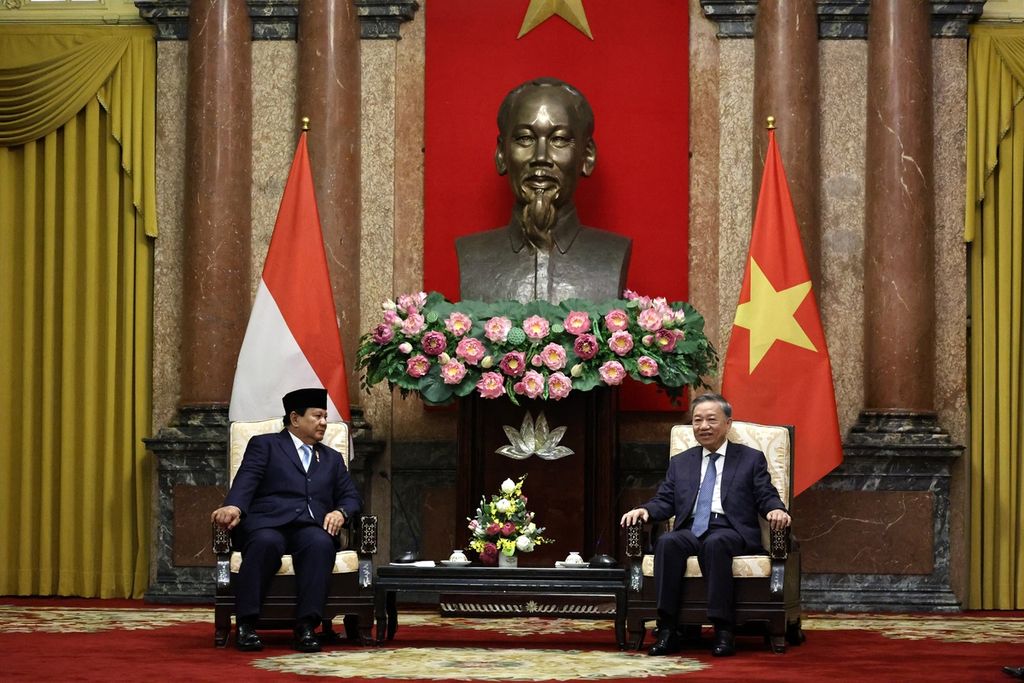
[214,608,232,647]
[214,626,230,648]
[627,618,648,650]
[786,617,805,646]
[765,631,787,654]
[343,614,361,641]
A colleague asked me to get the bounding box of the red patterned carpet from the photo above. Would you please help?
[1,598,1022,681]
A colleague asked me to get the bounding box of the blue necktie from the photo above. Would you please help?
[691,453,719,537]
[300,444,312,472]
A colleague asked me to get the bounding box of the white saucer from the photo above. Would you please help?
[555,561,589,568]
[440,560,472,567]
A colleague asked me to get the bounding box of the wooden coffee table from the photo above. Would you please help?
[374,565,628,648]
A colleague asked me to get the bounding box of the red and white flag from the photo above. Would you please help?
[229,132,351,422]
[721,127,842,496]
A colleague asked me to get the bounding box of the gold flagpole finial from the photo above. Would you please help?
[766,116,775,130]
[301,116,310,131]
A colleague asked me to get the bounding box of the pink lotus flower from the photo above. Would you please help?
[476,371,506,399]
[397,292,427,313]
[522,315,551,340]
[456,337,486,365]
[500,351,527,377]
[563,311,591,335]
[531,354,543,367]
[655,328,678,352]
[599,360,626,385]
[501,522,516,537]
[514,370,546,399]
[421,330,447,356]
[398,342,413,354]
[401,313,426,335]
[371,323,394,344]
[573,334,598,360]
[484,316,512,343]
[540,343,567,370]
[637,355,660,377]
[406,354,430,378]
[637,307,664,332]
[383,309,400,326]
[547,372,572,399]
[441,359,468,384]
[444,312,473,337]
[604,309,629,332]
[609,330,635,356]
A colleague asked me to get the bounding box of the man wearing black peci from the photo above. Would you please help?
[620,392,791,657]
[211,388,361,653]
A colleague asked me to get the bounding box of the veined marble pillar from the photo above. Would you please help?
[298,0,363,406]
[145,0,252,602]
[863,0,933,410]
[752,0,821,282]
[800,0,961,613]
[180,0,253,405]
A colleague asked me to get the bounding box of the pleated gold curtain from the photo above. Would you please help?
[967,25,1024,609]
[0,26,155,598]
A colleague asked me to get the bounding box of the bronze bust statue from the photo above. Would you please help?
[457,78,631,304]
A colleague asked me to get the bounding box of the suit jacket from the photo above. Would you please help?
[224,430,362,541]
[642,440,786,551]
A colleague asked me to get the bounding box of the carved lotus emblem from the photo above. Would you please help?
[497,412,574,461]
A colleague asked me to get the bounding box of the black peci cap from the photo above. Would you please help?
[282,388,328,417]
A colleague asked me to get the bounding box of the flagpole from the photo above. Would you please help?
[301,116,310,131]
[766,115,775,130]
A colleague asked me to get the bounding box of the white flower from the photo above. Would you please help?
[526,522,537,535]
[515,535,534,552]
[474,526,485,537]
[383,299,397,311]
[398,342,413,354]
[501,478,517,494]
[496,498,511,513]
[438,352,451,364]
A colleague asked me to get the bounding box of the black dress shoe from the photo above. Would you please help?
[647,628,681,656]
[235,623,263,652]
[293,623,321,653]
[1004,666,1024,679]
[711,629,735,657]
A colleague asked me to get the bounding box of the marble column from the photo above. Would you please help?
[752,0,821,282]
[799,0,962,613]
[298,0,363,407]
[863,0,933,410]
[179,0,253,406]
[145,0,253,602]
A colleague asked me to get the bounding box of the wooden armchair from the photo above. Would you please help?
[212,418,378,647]
[623,421,803,653]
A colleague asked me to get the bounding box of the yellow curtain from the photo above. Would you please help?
[967,25,1024,609]
[0,26,155,598]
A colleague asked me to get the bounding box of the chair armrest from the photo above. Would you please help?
[212,522,232,556]
[356,514,378,555]
[768,526,790,560]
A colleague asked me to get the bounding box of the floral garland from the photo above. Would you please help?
[357,290,717,406]
[467,476,549,563]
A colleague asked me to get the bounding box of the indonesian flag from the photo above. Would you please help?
[228,132,351,423]
[721,128,842,496]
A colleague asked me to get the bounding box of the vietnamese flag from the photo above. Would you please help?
[721,127,842,496]
[229,131,351,423]
[423,0,688,410]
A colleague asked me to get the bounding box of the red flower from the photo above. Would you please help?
[501,522,516,537]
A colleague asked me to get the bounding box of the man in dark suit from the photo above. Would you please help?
[211,388,362,653]
[620,392,791,657]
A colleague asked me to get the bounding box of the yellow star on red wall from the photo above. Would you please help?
[518,0,594,40]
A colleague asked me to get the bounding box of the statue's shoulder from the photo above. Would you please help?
[456,227,508,256]
[577,225,632,252]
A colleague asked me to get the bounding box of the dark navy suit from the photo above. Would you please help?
[642,441,786,627]
[224,429,362,624]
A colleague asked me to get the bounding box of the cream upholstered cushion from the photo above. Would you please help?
[228,418,355,575]
[642,421,791,579]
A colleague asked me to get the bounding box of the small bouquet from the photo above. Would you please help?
[467,475,550,565]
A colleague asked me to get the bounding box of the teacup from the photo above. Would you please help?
[565,551,584,565]
[449,550,468,563]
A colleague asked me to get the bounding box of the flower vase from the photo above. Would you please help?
[498,553,518,569]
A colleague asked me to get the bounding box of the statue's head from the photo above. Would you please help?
[495,78,596,217]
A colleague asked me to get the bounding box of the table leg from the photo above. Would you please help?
[374,587,387,645]
[615,590,627,650]
[386,590,398,640]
